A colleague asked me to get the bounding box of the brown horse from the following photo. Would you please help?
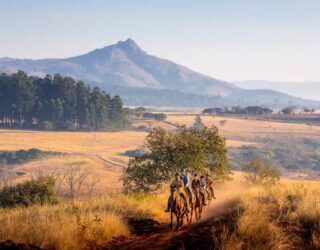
[170,187,188,230]
[206,179,215,200]
[192,187,203,221]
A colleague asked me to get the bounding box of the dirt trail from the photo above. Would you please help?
[103,175,246,250]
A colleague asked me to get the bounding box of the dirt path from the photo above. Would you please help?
[102,198,239,250]
[99,173,246,250]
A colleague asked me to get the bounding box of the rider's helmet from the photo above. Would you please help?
[193,172,198,177]
[175,172,179,176]
[200,175,204,179]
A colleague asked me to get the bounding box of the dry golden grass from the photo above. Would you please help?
[0,130,147,164]
[0,130,148,193]
[0,191,170,250]
[1,171,320,249]
[221,177,320,249]
[0,127,252,195]
[166,114,320,141]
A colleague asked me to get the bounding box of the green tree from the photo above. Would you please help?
[242,159,279,186]
[123,125,231,192]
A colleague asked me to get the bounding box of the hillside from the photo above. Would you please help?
[235,80,320,101]
[1,39,319,107]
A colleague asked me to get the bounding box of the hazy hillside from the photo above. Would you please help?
[234,80,320,101]
[1,39,319,107]
[102,84,319,107]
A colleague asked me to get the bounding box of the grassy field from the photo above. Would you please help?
[0,114,318,194]
[0,125,254,194]
[166,114,320,141]
[1,171,320,249]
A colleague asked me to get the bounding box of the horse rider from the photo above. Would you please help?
[205,173,216,199]
[165,172,189,213]
[178,168,193,204]
[191,172,206,206]
[200,175,207,205]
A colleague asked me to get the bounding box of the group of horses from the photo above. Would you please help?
[169,185,214,230]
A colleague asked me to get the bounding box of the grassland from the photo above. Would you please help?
[1,115,320,248]
[2,171,320,249]
[0,192,169,249]
[166,114,320,141]
[0,125,254,194]
[0,114,318,193]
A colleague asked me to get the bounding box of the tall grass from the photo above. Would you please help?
[230,180,320,249]
[0,192,168,250]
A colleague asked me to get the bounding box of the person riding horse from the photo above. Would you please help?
[205,173,216,199]
[165,173,190,213]
[192,173,206,206]
[200,175,208,205]
[178,168,193,205]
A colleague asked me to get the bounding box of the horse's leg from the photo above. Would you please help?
[170,211,173,230]
[181,211,185,227]
[189,206,192,223]
[176,212,180,231]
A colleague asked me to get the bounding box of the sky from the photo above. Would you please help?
[1,0,320,82]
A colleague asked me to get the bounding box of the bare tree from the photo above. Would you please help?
[64,166,90,199]
[86,174,102,198]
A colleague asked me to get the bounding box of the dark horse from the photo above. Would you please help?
[170,187,188,230]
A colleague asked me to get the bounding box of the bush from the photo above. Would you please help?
[154,113,167,121]
[0,176,58,208]
[39,120,53,131]
[142,113,167,121]
[0,148,53,165]
[242,159,279,186]
[124,149,145,158]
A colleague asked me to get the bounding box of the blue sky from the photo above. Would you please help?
[1,0,320,82]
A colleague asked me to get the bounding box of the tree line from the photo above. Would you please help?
[0,71,128,130]
[203,106,273,115]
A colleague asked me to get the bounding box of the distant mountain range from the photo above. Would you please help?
[0,38,319,107]
[234,80,320,101]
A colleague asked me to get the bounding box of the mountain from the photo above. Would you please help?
[0,39,319,107]
[234,80,320,101]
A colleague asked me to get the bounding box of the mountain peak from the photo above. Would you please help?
[116,38,142,53]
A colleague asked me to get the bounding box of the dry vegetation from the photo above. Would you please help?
[0,192,169,250]
[1,116,320,249]
[0,124,253,195]
[166,114,320,141]
[222,179,320,249]
[1,169,320,249]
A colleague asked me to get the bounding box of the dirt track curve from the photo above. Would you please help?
[101,199,239,250]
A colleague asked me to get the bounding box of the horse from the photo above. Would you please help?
[192,186,203,221]
[169,187,188,230]
[205,179,215,200]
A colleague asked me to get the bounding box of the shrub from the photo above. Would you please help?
[242,159,279,186]
[124,148,145,158]
[0,176,58,208]
[39,120,54,131]
[154,113,167,121]
[0,148,53,165]
[142,112,167,121]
